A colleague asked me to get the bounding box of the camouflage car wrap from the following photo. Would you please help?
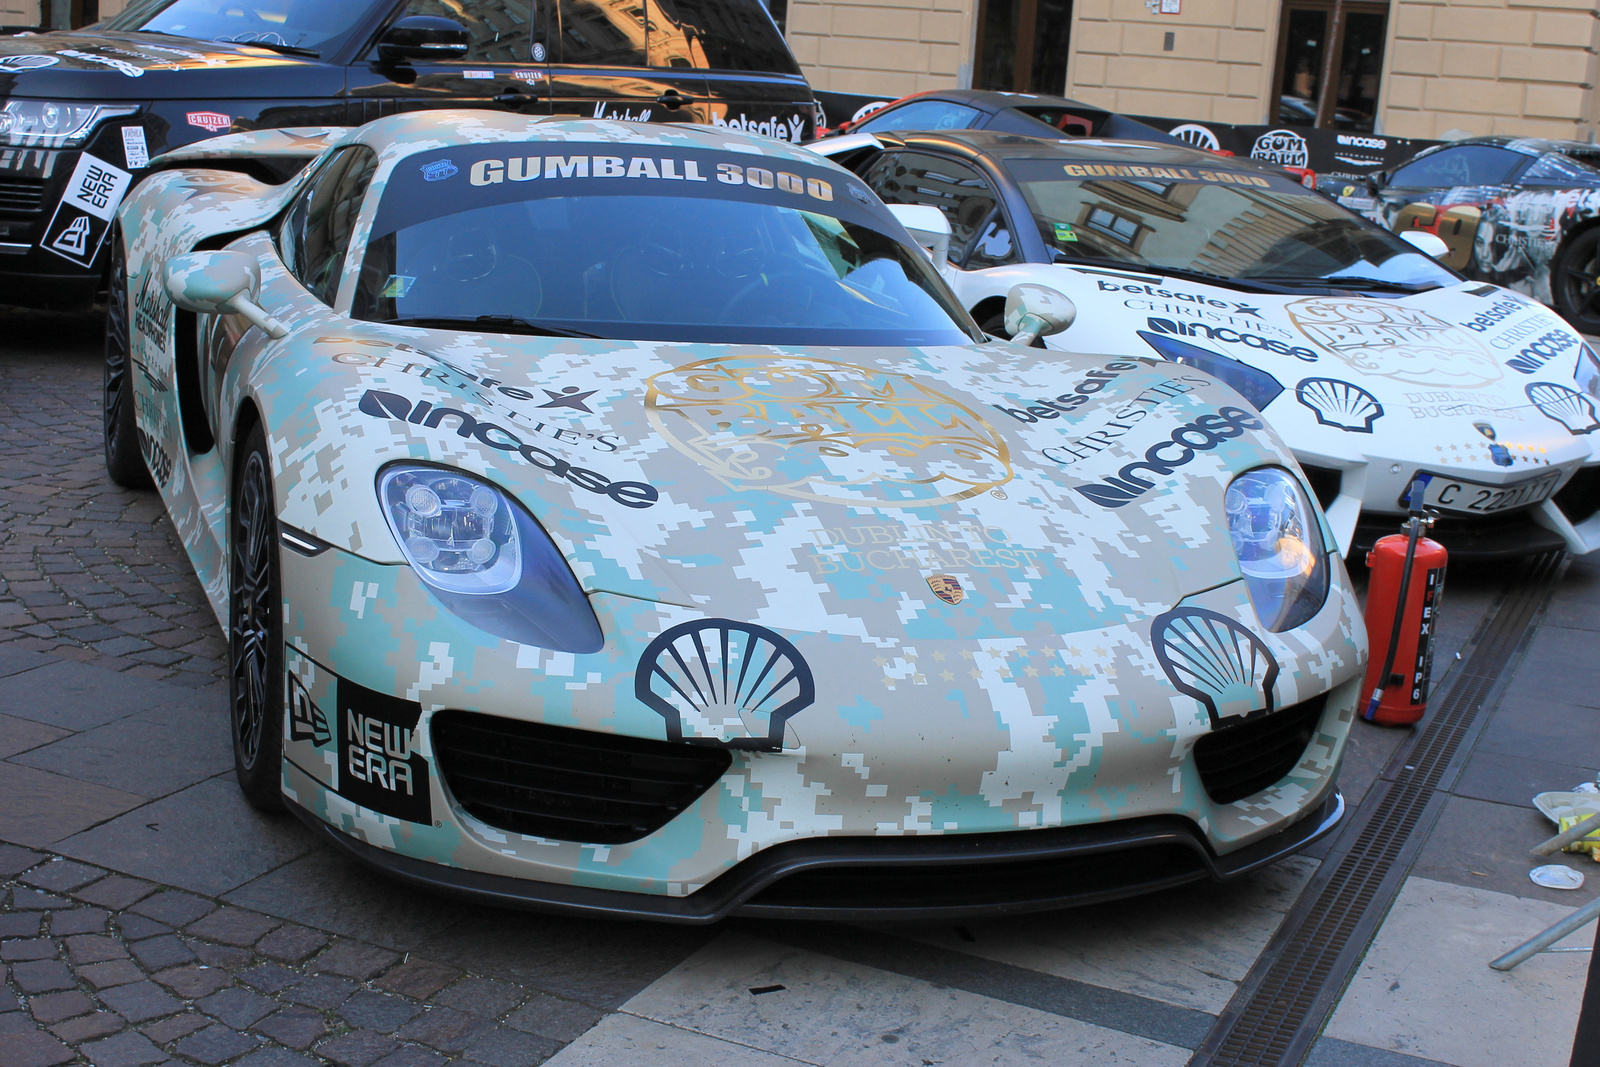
[116,112,1366,918]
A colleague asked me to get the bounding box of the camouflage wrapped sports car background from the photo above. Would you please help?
[106,111,1366,920]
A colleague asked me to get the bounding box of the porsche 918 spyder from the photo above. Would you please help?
[106,111,1365,921]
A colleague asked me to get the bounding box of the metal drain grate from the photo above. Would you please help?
[1190,550,1568,1067]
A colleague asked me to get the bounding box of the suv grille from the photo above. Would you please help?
[431,711,731,844]
[0,177,45,215]
[1193,694,1328,804]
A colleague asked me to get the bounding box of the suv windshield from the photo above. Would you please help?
[1006,157,1459,289]
[103,0,377,57]
[354,145,982,347]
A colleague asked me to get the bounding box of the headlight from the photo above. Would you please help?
[379,465,602,653]
[1224,467,1330,632]
[0,100,139,148]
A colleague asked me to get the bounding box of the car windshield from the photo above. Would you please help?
[102,0,376,56]
[355,145,983,346]
[1005,157,1459,289]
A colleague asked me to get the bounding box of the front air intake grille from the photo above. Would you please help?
[1192,694,1327,805]
[0,177,45,215]
[431,711,731,845]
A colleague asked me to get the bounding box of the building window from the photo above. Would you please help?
[973,0,1072,93]
[1272,0,1388,132]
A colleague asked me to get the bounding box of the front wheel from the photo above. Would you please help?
[230,422,286,812]
[103,236,154,489]
[1551,227,1600,334]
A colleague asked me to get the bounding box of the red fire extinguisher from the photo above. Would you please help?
[1361,478,1448,726]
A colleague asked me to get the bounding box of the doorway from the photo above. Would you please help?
[1272,0,1387,132]
[973,0,1073,94]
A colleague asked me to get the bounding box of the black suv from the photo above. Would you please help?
[0,0,816,308]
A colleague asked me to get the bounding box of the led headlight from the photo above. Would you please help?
[379,465,602,652]
[1225,467,1330,632]
[0,101,139,148]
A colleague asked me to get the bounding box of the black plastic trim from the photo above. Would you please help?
[285,787,1343,924]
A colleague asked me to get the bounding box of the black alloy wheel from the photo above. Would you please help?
[103,235,154,489]
[1552,226,1600,334]
[230,422,286,812]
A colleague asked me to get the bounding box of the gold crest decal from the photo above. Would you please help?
[925,574,964,605]
[645,355,1013,506]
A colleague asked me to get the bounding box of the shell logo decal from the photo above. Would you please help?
[1286,297,1502,388]
[1151,607,1279,727]
[646,355,1013,506]
[635,619,814,751]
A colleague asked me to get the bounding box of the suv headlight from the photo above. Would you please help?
[1225,467,1330,632]
[0,101,139,148]
[379,465,603,653]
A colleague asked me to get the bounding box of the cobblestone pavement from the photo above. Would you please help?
[0,846,602,1067]
[0,310,226,688]
[0,310,1592,1067]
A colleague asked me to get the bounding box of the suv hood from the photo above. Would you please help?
[0,31,333,100]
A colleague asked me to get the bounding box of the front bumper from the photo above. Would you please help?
[289,787,1345,924]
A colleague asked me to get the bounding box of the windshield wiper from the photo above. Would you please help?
[1263,275,1442,294]
[1051,255,1292,295]
[381,315,603,338]
[236,41,321,58]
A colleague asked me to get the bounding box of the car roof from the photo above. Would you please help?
[870,129,1260,171]
[889,88,1109,113]
[1436,135,1597,156]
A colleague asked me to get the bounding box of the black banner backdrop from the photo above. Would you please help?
[812,90,1442,189]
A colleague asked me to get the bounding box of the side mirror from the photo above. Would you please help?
[165,251,289,339]
[378,16,471,64]
[887,203,951,265]
[1004,284,1075,346]
[1399,230,1450,259]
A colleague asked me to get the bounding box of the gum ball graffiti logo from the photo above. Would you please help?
[1285,298,1502,388]
[645,356,1013,506]
[1151,607,1279,727]
[420,159,458,182]
[635,619,815,750]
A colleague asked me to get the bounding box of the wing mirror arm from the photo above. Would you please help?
[1004,284,1076,346]
[165,251,290,340]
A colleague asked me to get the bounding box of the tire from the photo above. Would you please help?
[1552,227,1600,335]
[103,236,154,489]
[230,422,286,812]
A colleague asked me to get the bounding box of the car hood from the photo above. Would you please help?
[0,31,331,100]
[1026,266,1600,473]
[254,325,1318,636]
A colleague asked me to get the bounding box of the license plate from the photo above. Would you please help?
[1417,471,1561,515]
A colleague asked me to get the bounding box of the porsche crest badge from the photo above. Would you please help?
[926,574,964,605]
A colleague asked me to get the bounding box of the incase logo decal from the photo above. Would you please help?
[1072,406,1263,508]
[358,389,659,508]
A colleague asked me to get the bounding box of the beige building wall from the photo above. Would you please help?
[1379,0,1600,140]
[1065,0,1278,124]
[786,0,978,95]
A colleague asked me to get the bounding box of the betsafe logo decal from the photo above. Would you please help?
[1071,406,1264,509]
[358,390,659,508]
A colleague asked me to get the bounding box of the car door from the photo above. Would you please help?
[1376,144,1528,271]
[345,0,550,126]
[542,0,705,125]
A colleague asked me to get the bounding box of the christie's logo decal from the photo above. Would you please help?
[186,111,231,133]
[1071,406,1264,508]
